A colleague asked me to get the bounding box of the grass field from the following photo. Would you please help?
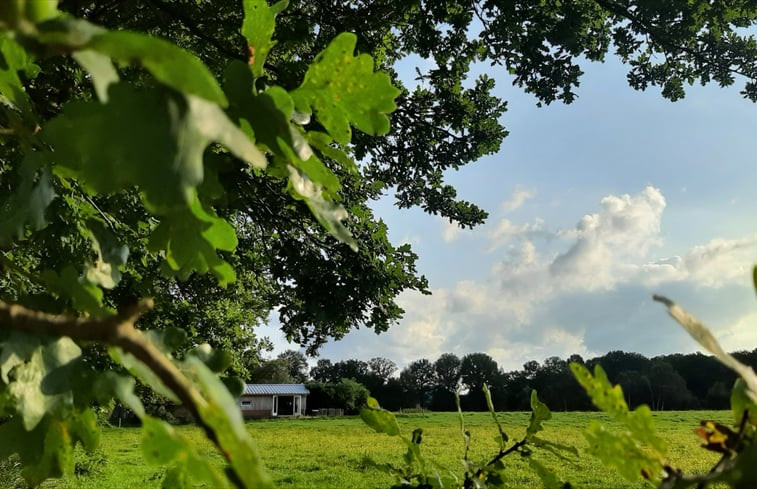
[14,410,731,489]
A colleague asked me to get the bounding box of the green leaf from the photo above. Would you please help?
[141,416,188,464]
[35,17,106,47]
[223,62,293,156]
[291,32,400,144]
[41,265,108,314]
[68,408,100,452]
[186,92,267,171]
[72,49,119,102]
[148,193,237,285]
[293,149,341,196]
[455,391,471,458]
[0,35,39,118]
[190,344,233,373]
[731,378,757,425]
[141,416,231,489]
[87,31,227,106]
[307,131,358,173]
[223,61,352,249]
[84,219,129,289]
[221,376,245,398]
[162,327,190,352]
[109,336,180,404]
[0,384,11,417]
[225,64,331,191]
[286,164,357,251]
[527,390,551,437]
[0,416,74,485]
[583,421,663,483]
[0,157,55,246]
[46,84,259,284]
[241,0,289,78]
[528,458,566,489]
[8,337,80,430]
[402,429,425,468]
[0,415,78,485]
[197,152,229,203]
[94,371,145,417]
[570,363,627,416]
[0,415,42,463]
[570,363,666,484]
[360,396,401,436]
[23,418,74,484]
[182,355,273,489]
[45,83,264,214]
[529,436,579,460]
[571,363,665,453]
[483,384,508,449]
[16,0,60,23]
[0,331,39,383]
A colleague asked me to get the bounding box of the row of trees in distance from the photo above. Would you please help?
[252,349,757,413]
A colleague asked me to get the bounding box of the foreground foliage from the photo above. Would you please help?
[358,297,757,489]
[361,388,577,488]
[355,292,757,489]
[0,1,400,486]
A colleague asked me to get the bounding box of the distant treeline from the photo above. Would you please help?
[302,350,757,412]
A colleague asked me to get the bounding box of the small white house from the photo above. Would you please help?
[238,384,309,418]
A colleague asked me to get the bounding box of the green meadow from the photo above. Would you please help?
[18,411,730,489]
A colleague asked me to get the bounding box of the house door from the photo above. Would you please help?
[277,396,294,416]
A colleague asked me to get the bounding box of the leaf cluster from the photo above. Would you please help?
[359,388,574,489]
[569,285,757,488]
[0,1,404,487]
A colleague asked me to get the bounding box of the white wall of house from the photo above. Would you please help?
[239,394,306,417]
[239,395,273,411]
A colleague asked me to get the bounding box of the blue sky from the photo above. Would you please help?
[261,54,757,372]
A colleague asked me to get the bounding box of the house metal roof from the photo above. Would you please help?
[242,384,310,396]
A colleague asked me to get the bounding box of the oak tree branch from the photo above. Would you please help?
[0,299,239,480]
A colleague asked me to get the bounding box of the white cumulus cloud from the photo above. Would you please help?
[550,186,666,290]
[501,187,535,213]
[442,220,462,243]
[318,186,757,371]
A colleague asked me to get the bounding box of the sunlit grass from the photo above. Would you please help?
[33,410,731,489]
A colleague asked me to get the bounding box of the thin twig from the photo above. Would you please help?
[70,181,119,232]
[485,437,528,467]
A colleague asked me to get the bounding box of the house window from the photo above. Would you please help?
[241,400,251,407]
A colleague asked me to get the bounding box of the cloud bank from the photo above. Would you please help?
[318,186,757,371]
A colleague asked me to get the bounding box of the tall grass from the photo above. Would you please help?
[5,410,729,489]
